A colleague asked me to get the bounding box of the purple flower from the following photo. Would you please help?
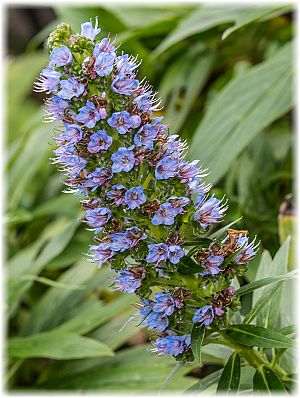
[94,38,116,56]
[56,123,83,145]
[111,147,135,173]
[34,68,61,93]
[155,157,179,180]
[111,75,139,96]
[192,305,215,326]
[234,236,257,265]
[46,96,68,119]
[125,226,147,248]
[143,311,169,332]
[200,255,224,276]
[153,292,175,316]
[146,243,168,264]
[134,124,157,149]
[90,243,115,268]
[57,77,85,100]
[155,335,191,356]
[87,130,112,153]
[167,245,185,264]
[109,233,131,252]
[85,207,112,230]
[94,52,115,77]
[178,160,200,182]
[114,268,143,293]
[193,196,227,228]
[133,93,153,113]
[84,167,113,191]
[106,184,127,205]
[76,101,103,128]
[168,196,190,215]
[115,54,139,75]
[107,111,134,134]
[131,114,142,128]
[50,45,73,67]
[81,18,101,41]
[151,203,177,226]
[124,186,146,209]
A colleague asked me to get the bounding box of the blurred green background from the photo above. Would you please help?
[6,3,294,393]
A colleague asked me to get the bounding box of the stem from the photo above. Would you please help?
[143,172,153,189]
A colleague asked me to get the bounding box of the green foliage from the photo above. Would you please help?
[6,3,294,394]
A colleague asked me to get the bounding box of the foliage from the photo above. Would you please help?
[6,3,294,394]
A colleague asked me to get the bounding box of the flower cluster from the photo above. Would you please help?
[36,19,258,362]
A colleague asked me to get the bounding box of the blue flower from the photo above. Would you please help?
[200,255,224,276]
[234,236,257,264]
[81,18,101,41]
[168,196,190,215]
[46,96,69,119]
[84,167,113,191]
[56,123,83,145]
[155,157,179,180]
[107,111,134,134]
[94,52,115,77]
[133,93,153,113]
[142,311,169,332]
[115,54,139,75]
[146,243,168,264]
[114,268,143,293]
[155,335,190,356]
[106,184,127,205]
[94,38,116,56]
[134,124,157,149]
[151,203,177,226]
[192,305,215,326]
[193,195,227,228]
[90,243,115,268]
[111,147,135,173]
[109,233,131,252]
[167,245,185,264]
[76,101,103,128]
[153,292,175,316]
[50,45,73,67]
[87,130,112,153]
[124,186,146,209]
[178,160,200,182]
[34,68,61,93]
[125,226,147,248]
[85,207,112,230]
[57,77,85,100]
[111,75,139,96]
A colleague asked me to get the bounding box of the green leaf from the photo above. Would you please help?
[222,5,292,39]
[225,325,295,348]
[235,270,297,297]
[183,237,212,247]
[253,366,286,392]
[243,282,283,324]
[190,42,293,183]
[177,256,202,274]
[207,217,243,239]
[217,352,241,393]
[191,325,205,363]
[8,331,114,360]
[185,369,223,393]
[254,238,290,329]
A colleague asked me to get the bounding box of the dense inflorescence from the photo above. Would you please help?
[35,19,258,362]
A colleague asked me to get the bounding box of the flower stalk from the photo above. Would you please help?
[35,19,259,362]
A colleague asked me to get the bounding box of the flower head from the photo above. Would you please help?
[124,186,147,209]
[81,18,101,41]
[87,130,112,153]
[151,203,177,226]
[111,147,135,173]
[146,243,168,264]
[50,45,73,66]
[107,111,134,134]
[76,101,103,128]
[155,157,178,180]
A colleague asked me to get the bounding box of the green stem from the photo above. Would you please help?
[143,172,153,189]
